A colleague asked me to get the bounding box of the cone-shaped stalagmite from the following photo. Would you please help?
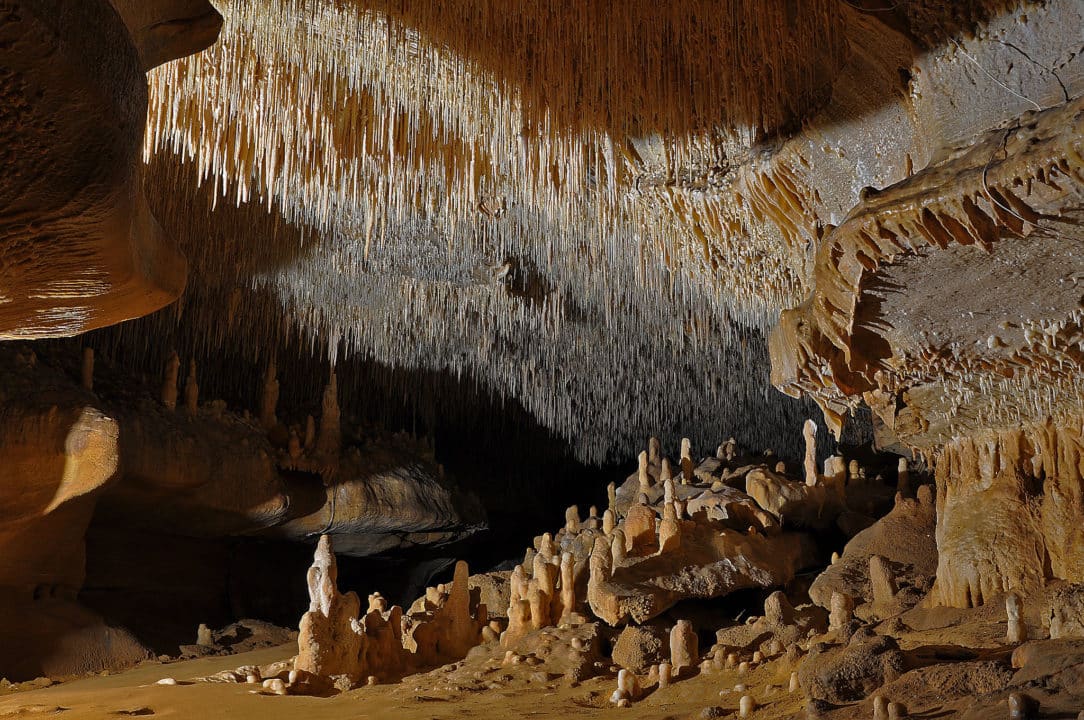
[317,370,340,457]
[161,351,180,409]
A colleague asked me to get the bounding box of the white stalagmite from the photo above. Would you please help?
[1006,593,1026,643]
[638,451,651,490]
[803,419,817,486]
[679,437,693,484]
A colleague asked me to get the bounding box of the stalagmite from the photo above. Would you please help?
[803,419,817,486]
[611,530,627,570]
[658,502,681,554]
[624,499,657,554]
[316,370,340,457]
[658,661,672,688]
[196,623,213,646]
[896,458,910,495]
[680,437,693,484]
[533,553,558,600]
[565,505,581,533]
[874,696,889,720]
[739,694,756,717]
[848,460,860,484]
[638,451,651,490]
[184,359,199,413]
[888,703,907,719]
[81,347,94,391]
[649,437,661,465]
[870,556,897,606]
[663,477,675,505]
[559,552,575,621]
[788,671,799,692]
[587,535,613,614]
[607,482,617,512]
[660,459,674,484]
[602,509,616,535]
[1008,693,1033,720]
[539,532,556,559]
[161,351,180,410]
[504,599,532,648]
[670,620,698,676]
[824,455,846,491]
[1006,593,1026,643]
[510,565,528,605]
[260,361,279,429]
[829,592,854,631]
[611,668,641,704]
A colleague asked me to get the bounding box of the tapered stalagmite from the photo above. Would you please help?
[624,499,657,554]
[803,419,817,486]
[295,535,364,678]
[658,661,672,688]
[1006,593,1026,643]
[533,553,558,600]
[610,530,626,570]
[559,552,576,620]
[504,598,532,648]
[184,359,199,413]
[658,502,681,554]
[528,579,553,630]
[539,532,556,559]
[680,437,693,484]
[565,505,581,533]
[824,455,846,491]
[602,509,616,535]
[829,591,854,631]
[317,371,340,456]
[897,457,910,494]
[648,437,661,464]
[670,619,697,676]
[638,451,651,490]
[161,351,180,410]
[510,565,528,604]
[870,556,897,606]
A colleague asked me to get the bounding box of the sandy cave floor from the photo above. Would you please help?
[0,643,810,720]
[2,601,1083,720]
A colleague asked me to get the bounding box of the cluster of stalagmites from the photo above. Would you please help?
[157,353,343,474]
[185,422,1084,715]
[247,428,888,694]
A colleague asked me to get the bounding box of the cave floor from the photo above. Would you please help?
[0,643,812,720]
[2,604,1084,720]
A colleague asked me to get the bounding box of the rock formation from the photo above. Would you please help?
[0,0,220,339]
[3,0,1084,715]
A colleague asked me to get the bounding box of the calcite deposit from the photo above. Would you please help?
[4,0,1084,717]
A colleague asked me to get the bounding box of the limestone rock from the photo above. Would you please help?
[809,489,936,615]
[611,624,668,672]
[588,514,816,625]
[798,630,905,703]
